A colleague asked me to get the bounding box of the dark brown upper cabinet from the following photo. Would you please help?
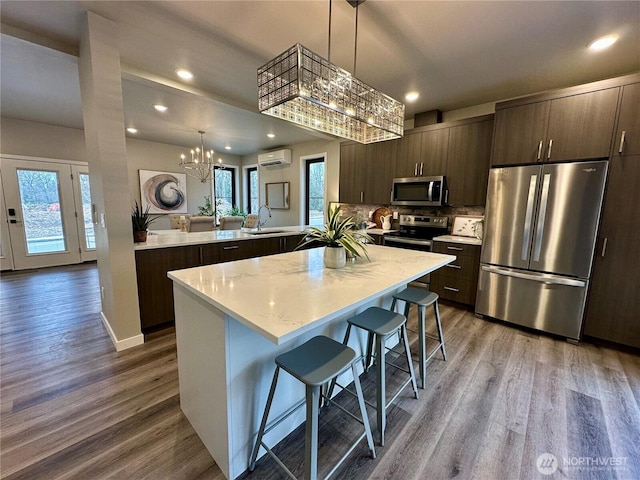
[613,82,640,157]
[419,128,449,176]
[394,132,423,177]
[446,118,494,206]
[338,143,366,204]
[492,86,619,166]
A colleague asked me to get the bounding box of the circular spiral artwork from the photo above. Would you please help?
[143,173,185,211]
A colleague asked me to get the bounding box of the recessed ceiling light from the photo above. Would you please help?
[153,104,168,112]
[267,133,275,138]
[175,69,193,80]
[126,127,138,134]
[589,34,618,51]
[224,146,231,150]
[405,92,420,102]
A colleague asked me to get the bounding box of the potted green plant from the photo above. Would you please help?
[296,205,373,268]
[131,201,157,243]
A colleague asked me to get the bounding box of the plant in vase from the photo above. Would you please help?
[131,201,157,243]
[296,205,373,268]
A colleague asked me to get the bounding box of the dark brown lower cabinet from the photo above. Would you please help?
[136,234,305,333]
[430,241,481,306]
[583,155,640,348]
[135,246,201,332]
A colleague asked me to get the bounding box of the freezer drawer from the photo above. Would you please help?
[476,265,588,340]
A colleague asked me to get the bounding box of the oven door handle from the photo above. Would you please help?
[384,237,433,248]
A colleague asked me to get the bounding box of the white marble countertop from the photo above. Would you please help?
[136,225,308,250]
[366,228,399,235]
[168,244,455,344]
[433,235,483,246]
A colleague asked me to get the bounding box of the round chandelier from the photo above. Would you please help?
[179,130,216,183]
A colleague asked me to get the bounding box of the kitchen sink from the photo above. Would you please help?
[250,230,288,235]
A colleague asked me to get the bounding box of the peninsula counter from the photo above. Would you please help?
[168,245,455,479]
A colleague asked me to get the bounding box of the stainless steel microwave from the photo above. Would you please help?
[391,176,448,206]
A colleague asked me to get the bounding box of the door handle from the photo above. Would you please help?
[446,264,462,269]
[537,140,543,161]
[547,139,553,160]
[447,246,464,251]
[414,163,418,176]
[444,286,459,292]
[223,245,239,250]
[481,265,586,287]
[619,131,626,154]
[521,174,538,261]
[532,173,551,262]
[601,237,608,258]
[420,162,424,176]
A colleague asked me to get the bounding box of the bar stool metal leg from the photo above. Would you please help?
[305,385,320,480]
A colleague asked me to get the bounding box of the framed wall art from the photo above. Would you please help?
[139,170,188,214]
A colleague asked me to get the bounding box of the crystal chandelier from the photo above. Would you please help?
[257,2,404,144]
[179,130,215,183]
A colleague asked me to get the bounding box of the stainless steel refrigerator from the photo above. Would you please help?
[476,160,608,340]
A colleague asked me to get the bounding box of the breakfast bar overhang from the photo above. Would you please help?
[168,245,455,479]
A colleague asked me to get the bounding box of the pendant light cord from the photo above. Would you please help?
[353,1,359,76]
[327,0,332,62]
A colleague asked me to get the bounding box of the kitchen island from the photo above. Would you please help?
[168,245,455,479]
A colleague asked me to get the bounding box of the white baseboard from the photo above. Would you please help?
[101,312,145,351]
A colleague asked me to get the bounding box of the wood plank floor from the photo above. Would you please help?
[1,263,639,479]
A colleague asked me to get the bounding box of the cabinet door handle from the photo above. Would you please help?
[446,264,462,269]
[444,286,460,292]
[447,246,464,251]
[223,245,239,250]
[619,131,626,154]
[414,163,418,176]
[547,139,553,160]
[420,162,424,176]
[199,246,203,263]
[360,191,364,203]
[537,140,543,160]
[601,237,608,258]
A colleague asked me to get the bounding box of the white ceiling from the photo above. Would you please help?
[1,1,639,155]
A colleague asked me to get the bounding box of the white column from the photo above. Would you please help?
[78,12,143,350]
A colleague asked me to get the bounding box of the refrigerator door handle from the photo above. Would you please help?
[532,173,551,262]
[481,265,586,288]
[521,174,538,261]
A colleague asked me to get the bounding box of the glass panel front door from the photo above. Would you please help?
[2,158,81,270]
[16,169,67,254]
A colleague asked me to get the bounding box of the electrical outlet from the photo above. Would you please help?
[393,211,398,219]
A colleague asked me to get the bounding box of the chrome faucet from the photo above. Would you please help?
[257,204,271,231]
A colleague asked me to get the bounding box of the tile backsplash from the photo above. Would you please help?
[333,202,484,233]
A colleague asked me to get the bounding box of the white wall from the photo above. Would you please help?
[1,117,243,230]
[242,138,341,227]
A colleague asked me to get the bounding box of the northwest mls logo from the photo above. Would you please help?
[536,453,559,475]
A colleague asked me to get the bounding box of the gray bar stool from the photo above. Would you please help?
[332,306,419,446]
[390,287,446,389]
[249,335,375,480]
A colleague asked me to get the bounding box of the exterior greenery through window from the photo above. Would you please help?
[305,157,325,226]
[247,167,258,213]
[214,166,236,219]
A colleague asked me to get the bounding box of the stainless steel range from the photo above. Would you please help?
[383,215,449,288]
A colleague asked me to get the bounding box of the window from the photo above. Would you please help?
[214,166,236,220]
[246,167,258,213]
[305,157,325,226]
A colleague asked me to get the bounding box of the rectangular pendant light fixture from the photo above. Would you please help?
[258,43,404,144]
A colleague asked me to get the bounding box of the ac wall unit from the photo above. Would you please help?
[258,149,291,167]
